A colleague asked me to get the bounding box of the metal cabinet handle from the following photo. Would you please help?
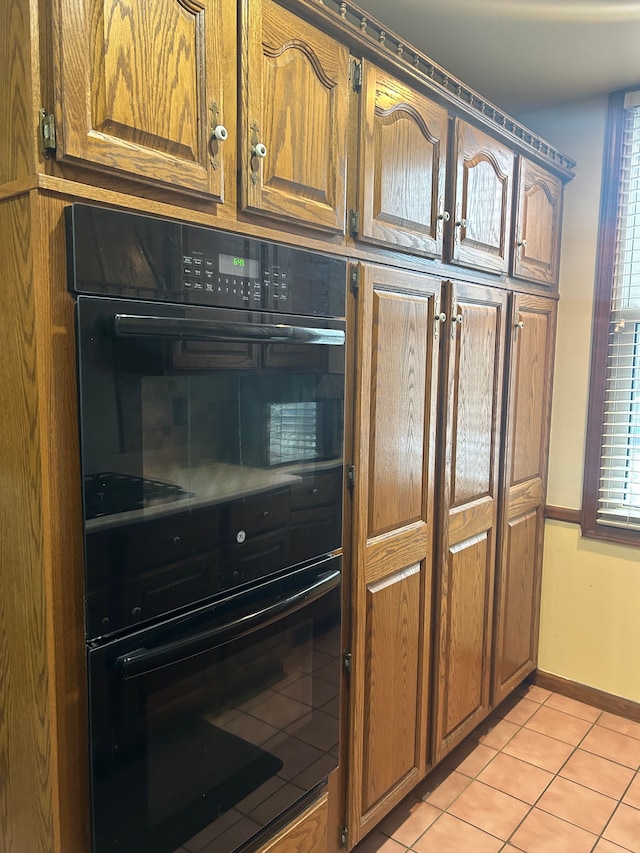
[437,211,451,222]
[252,142,267,159]
[455,218,467,228]
[437,312,447,323]
[454,314,463,324]
[514,317,525,341]
[211,124,228,142]
[517,238,527,248]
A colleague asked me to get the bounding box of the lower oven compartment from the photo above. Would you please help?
[87,556,341,853]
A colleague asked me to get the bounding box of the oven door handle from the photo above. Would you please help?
[114,568,340,680]
[111,314,345,346]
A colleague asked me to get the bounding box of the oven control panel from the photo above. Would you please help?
[66,204,346,318]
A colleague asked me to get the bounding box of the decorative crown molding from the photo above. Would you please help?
[301,0,577,178]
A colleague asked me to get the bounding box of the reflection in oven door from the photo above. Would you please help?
[88,558,341,853]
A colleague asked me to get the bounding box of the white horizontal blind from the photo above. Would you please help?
[598,96,640,529]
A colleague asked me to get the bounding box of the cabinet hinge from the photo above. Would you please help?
[339,826,349,848]
[349,266,360,296]
[349,209,360,237]
[39,109,56,157]
[351,59,362,92]
[342,650,352,676]
[347,464,356,491]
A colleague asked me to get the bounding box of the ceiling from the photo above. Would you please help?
[352,0,640,117]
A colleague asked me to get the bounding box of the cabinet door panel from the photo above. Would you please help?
[362,564,421,812]
[492,295,557,704]
[513,159,563,287]
[56,0,227,199]
[367,290,428,537]
[358,62,448,256]
[241,0,349,232]
[511,306,552,484]
[450,121,514,274]
[433,281,506,761]
[348,265,439,845]
[443,533,491,735]
[497,508,540,686]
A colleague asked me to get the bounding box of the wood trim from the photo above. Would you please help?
[534,671,640,723]
[545,505,581,524]
[280,0,575,180]
[580,88,640,548]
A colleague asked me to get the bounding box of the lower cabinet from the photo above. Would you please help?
[345,267,557,846]
[256,793,329,853]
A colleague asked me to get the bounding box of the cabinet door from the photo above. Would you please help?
[450,121,514,275]
[55,0,229,200]
[492,294,557,704]
[512,159,564,287]
[433,281,507,762]
[357,61,448,256]
[347,265,440,845]
[241,0,349,233]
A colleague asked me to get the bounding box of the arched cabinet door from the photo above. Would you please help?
[512,158,564,287]
[357,62,449,257]
[54,0,229,200]
[240,0,349,233]
[449,120,514,275]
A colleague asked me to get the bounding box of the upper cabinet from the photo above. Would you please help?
[54,0,231,201]
[512,158,564,287]
[356,61,448,257]
[240,0,350,233]
[449,120,515,275]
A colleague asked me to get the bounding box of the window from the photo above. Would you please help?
[582,88,640,544]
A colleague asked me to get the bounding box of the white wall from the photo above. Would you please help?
[517,96,640,703]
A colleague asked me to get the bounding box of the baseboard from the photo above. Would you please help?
[533,670,640,722]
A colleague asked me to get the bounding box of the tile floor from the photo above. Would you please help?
[353,683,640,853]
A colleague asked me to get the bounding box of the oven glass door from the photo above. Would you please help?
[88,557,341,853]
[77,296,345,639]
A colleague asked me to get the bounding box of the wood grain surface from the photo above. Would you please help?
[357,61,448,257]
[0,193,53,853]
[512,158,563,287]
[55,0,227,198]
[241,0,349,232]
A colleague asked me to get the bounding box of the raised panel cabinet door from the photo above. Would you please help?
[492,294,557,704]
[433,281,507,762]
[241,0,349,233]
[55,0,230,199]
[357,61,448,256]
[347,265,440,845]
[450,120,514,275]
[512,158,564,287]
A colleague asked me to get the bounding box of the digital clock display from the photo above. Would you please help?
[219,253,259,278]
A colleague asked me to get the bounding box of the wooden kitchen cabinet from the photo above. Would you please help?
[240,0,350,233]
[356,61,449,257]
[492,294,557,704]
[432,280,507,762]
[346,264,440,845]
[255,792,329,853]
[449,120,515,275]
[54,0,232,200]
[512,158,564,287]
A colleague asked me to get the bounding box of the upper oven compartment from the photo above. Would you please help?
[65,203,347,318]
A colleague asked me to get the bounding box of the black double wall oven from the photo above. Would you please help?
[67,205,346,853]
